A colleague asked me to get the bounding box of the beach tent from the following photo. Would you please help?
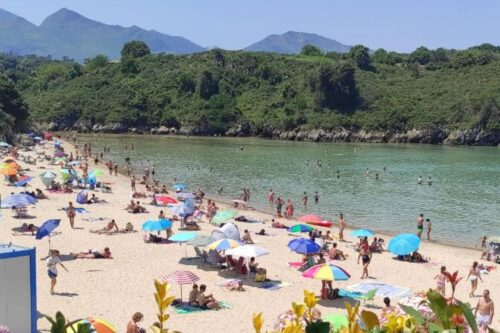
[76,191,87,204]
[211,223,240,241]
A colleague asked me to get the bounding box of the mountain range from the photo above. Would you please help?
[0,8,352,61]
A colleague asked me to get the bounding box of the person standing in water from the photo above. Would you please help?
[47,249,68,295]
[276,197,284,218]
[417,176,423,184]
[417,214,424,238]
[302,192,308,208]
[427,176,433,185]
[336,170,340,178]
[267,189,274,207]
[426,218,432,241]
[314,192,319,204]
[365,168,370,176]
[338,213,346,242]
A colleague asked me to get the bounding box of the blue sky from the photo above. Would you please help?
[0,0,499,51]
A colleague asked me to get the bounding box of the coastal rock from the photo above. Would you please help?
[169,127,177,135]
[225,122,251,137]
[91,123,127,133]
[307,129,325,142]
[157,126,170,135]
[332,128,351,141]
[355,130,388,143]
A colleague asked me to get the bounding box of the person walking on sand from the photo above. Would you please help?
[127,312,145,333]
[426,218,432,241]
[67,201,76,229]
[416,213,424,238]
[131,176,136,192]
[47,250,68,295]
[338,213,346,242]
[475,290,494,333]
[357,242,372,279]
[434,266,449,295]
[468,261,483,297]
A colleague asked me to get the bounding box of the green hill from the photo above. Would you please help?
[2,42,500,145]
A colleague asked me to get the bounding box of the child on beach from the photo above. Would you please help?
[434,266,448,295]
[46,250,68,295]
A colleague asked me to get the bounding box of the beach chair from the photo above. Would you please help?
[226,255,237,271]
[358,288,377,304]
[234,257,247,275]
[194,247,207,263]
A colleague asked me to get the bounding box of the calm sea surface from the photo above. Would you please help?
[77,135,500,248]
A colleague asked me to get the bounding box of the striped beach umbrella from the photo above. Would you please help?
[162,270,200,300]
[67,317,115,333]
[207,238,243,251]
[302,263,351,281]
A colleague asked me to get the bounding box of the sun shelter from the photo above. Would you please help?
[0,244,37,333]
[211,223,240,241]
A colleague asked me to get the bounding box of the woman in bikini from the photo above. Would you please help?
[67,201,76,229]
[467,261,482,297]
[357,243,372,279]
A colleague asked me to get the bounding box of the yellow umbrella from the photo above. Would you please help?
[207,238,243,251]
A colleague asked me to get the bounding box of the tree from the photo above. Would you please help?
[410,46,432,65]
[371,48,388,63]
[212,49,225,67]
[301,44,323,57]
[348,45,371,70]
[84,54,109,72]
[178,73,196,94]
[0,75,28,129]
[121,41,151,59]
[198,71,219,100]
[431,48,449,63]
[310,62,357,110]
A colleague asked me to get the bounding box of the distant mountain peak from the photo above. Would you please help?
[41,7,94,27]
[244,31,351,54]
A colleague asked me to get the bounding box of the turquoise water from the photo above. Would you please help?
[78,135,500,248]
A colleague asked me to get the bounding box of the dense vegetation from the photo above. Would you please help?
[1,42,500,140]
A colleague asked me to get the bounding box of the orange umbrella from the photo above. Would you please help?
[67,317,115,333]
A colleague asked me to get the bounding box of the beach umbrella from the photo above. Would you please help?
[76,191,88,204]
[212,210,238,225]
[36,219,60,249]
[288,224,313,233]
[323,314,348,331]
[207,238,243,251]
[226,245,269,258]
[299,214,323,224]
[3,156,16,163]
[174,183,187,190]
[162,270,200,301]
[186,235,214,247]
[177,192,196,199]
[34,136,43,141]
[142,219,173,231]
[288,238,321,254]
[1,193,37,208]
[302,263,351,281]
[0,142,11,147]
[350,229,375,238]
[388,234,421,256]
[39,171,56,188]
[67,317,116,333]
[15,176,33,187]
[155,195,177,205]
[0,164,18,176]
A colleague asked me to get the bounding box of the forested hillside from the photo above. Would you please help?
[1,42,500,144]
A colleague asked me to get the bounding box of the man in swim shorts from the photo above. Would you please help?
[416,214,424,239]
[475,289,494,332]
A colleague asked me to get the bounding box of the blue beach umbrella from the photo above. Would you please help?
[142,219,173,231]
[288,238,321,254]
[388,233,421,255]
[170,232,197,242]
[350,229,375,238]
[288,224,313,233]
[1,193,37,208]
[174,183,187,191]
[36,219,61,249]
[76,191,88,204]
[15,176,33,187]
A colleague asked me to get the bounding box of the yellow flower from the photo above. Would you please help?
[292,302,306,318]
[253,312,264,333]
[282,320,304,333]
[303,290,317,309]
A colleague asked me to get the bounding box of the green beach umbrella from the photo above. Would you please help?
[212,210,237,225]
[288,224,313,233]
[90,169,105,176]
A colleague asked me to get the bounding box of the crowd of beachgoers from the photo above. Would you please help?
[0,133,497,332]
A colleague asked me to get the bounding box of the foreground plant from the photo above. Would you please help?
[151,279,178,333]
[44,311,92,333]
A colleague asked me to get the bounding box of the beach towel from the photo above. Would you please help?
[347,282,410,298]
[257,280,292,291]
[59,207,89,214]
[215,279,240,287]
[173,301,231,314]
[338,289,363,299]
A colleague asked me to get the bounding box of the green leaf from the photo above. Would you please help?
[455,300,478,333]
[360,310,380,330]
[427,289,452,328]
[305,320,331,333]
[428,322,444,333]
[399,304,426,325]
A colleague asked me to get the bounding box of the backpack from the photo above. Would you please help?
[328,288,339,300]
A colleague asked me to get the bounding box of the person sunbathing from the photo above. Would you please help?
[160,185,168,194]
[197,284,221,309]
[189,284,200,306]
[241,229,255,244]
[90,220,119,234]
[124,200,136,210]
[36,188,47,199]
[328,243,347,260]
[271,219,286,229]
[88,193,106,204]
[370,237,384,252]
[72,247,112,259]
[132,201,147,213]
[227,280,245,291]
[132,191,147,198]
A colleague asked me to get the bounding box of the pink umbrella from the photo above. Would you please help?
[161,270,200,301]
[155,195,177,205]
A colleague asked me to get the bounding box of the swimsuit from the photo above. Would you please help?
[476,314,490,326]
[362,255,370,264]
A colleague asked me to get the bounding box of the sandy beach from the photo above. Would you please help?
[1,139,498,332]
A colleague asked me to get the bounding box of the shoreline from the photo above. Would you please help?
[66,135,484,252]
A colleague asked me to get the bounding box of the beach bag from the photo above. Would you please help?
[328,288,339,300]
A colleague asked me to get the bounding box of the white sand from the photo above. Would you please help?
[1,139,498,332]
